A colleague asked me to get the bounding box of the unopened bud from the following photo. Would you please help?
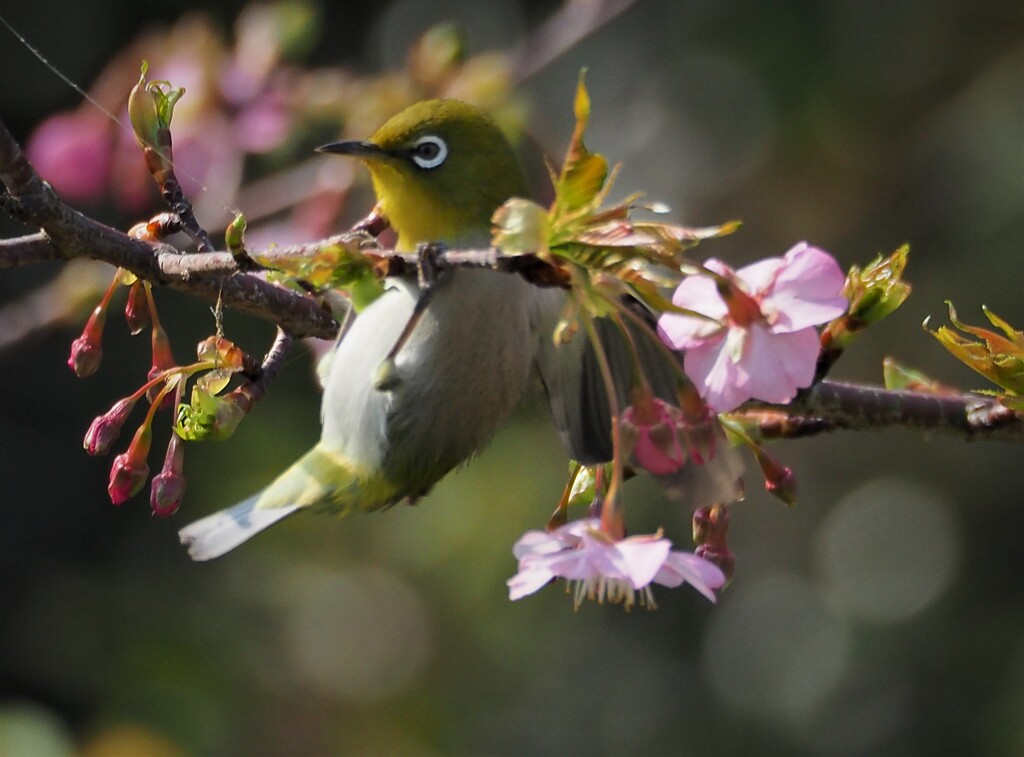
[107,424,152,505]
[150,434,185,517]
[692,503,730,545]
[755,447,797,506]
[67,305,107,377]
[84,397,138,456]
[621,389,686,475]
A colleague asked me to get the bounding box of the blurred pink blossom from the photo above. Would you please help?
[658,242,847,411]
[508,519,725,609]
[235,94,292,153]
[26,111,113,202]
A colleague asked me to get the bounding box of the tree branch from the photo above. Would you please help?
[0,116,338,340]
[751,380,1022,442]
[0,231,64,268]
[2,113,1021,447]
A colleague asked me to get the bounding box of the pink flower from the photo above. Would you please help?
[508,519,725,609]
[658,242,848,412]
[26,111,113,203]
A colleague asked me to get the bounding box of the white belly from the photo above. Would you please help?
[320,268,550,493]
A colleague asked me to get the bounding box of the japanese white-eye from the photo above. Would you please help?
[179,99,739,560]
[180,100,561,558]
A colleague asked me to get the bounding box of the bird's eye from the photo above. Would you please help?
[409,136,448,169]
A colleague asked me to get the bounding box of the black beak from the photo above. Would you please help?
[316,140,388,158]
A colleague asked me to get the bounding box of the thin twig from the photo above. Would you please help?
[510,0,642,83]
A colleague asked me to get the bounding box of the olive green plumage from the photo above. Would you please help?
[180,99,549,560]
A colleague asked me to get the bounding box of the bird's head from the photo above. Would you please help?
[318,99,527,250]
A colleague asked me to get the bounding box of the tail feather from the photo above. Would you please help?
[179,496,299,561]
[179,444,400,561]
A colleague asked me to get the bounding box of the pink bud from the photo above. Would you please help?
[150,435,185,517]
[67,305,107,377]
[108,453,150,505]
[692,503,730,545]
[150,470,185,517]
[107,425,152,505]
[67,333,102,377]
[83,397,138,456]
[124,280,150,335]
[755,448,797,506]
[622,390,686,475]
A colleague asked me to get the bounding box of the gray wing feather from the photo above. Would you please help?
[535,297,743,507]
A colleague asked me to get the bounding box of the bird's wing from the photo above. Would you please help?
[534,295,743,506]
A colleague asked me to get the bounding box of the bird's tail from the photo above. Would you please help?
[179,444,398,561]
[179,495,299,561]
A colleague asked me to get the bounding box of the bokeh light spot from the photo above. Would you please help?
[284,565,433,703]
[814,477,959,623]
[702,574,851,721]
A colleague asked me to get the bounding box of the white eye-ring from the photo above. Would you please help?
[410,135,448,169]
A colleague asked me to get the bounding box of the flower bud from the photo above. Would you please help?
[692,503,730,545]
[621,389,686,475]
[107,425,152,505]
[150,435,185,517]
[67,304,107,377]
[67,333,102,377]
[124,280,150,335]
[754,447,797,507]
[84,397,138,456]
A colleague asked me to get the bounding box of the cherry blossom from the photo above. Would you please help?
[658,242,848,411]
[508,519,725,610]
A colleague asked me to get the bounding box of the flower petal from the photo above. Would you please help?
[742,324,822,403]
[654,552,726,601]
[613,537,672,589]
[763,243,848,332]
[735,255,785,294]
[684,334,752,412]
[512,529,565,559]
[507,563,556,600]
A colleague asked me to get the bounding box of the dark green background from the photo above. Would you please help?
[1,1,1022,754]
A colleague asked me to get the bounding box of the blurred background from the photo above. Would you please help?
[1,0,1022,754]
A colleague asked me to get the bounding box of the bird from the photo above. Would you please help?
[179,99,740,560]
[180,100,561,559]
